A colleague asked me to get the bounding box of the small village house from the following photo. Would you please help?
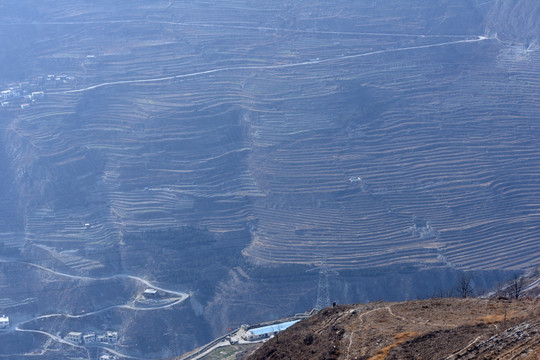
[65,332,83,344]
[0,315,9,329]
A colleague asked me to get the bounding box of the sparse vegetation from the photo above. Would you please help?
[246,298,540,360]
[510,274,525,300]
[456,272,475,298]
[1,0,539,359]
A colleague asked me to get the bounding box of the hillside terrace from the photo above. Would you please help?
[1,1,539,274]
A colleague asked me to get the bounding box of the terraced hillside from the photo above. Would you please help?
[3,0,539,270]
[0,0,539,358]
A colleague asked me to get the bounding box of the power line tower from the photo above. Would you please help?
[308,259,338,311]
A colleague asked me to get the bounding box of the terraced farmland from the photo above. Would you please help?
[243,40,540,271]
[0,0,539,357]
[2,0,538,274]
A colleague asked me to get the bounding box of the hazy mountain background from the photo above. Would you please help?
[0,0,538,358]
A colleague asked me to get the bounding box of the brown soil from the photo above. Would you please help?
[246,298,540,360]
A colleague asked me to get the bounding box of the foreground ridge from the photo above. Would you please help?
[245,298,540,360]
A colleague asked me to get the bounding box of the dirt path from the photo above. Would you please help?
[1,259,190,359]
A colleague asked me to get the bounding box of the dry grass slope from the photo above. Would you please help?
[246,298,540,360]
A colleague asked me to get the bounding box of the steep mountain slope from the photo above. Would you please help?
[486,0,540,43]
[0,0,539,358]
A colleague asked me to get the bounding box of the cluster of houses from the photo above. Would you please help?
[0,72,69,109]
[1,88,20,100]
[0,72,76,110]
[0,315,9,329]
[44,74,74,83]
[1,88,20,108]
[1,87,45,109]
[65,330,118,345]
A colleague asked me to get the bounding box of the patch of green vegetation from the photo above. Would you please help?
[200,345,241,360]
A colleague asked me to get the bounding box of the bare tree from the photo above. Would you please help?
[457,272,474,298]
[509,274,525,300]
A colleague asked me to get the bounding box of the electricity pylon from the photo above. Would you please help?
[308,259,339,311]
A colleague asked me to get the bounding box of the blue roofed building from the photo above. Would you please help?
[242,320,300,341]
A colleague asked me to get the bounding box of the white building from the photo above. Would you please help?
[143,288,158,297]
[100,355,117,360]
[242,320,299,341]
[0,315,9,328]
[1,89,19,100]
[65,332,83,343]
[83,333,96,343]
[105,331,118,343]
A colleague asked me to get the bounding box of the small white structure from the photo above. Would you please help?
[83,333,96,343]
[20,104,30,109]
[65,332,83,343]
[100,355,117,360]
[105,331,118,343]
[143,288,158,297]
[97,330,119,343]
[0,315,9,328]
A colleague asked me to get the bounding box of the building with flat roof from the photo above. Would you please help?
[65,332,83,343]
[242,320,299,341]
[0,315,9,328]
[83,333,96,343]
[105,331,118,343]
[143,288,158,297]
